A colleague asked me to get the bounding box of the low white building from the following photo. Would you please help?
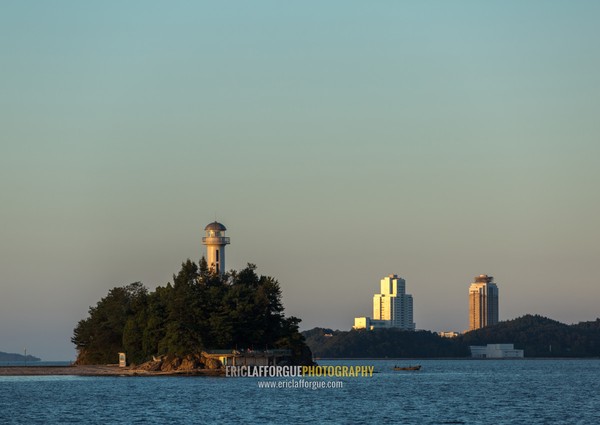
[353,317,370,329]
[470,343,524,358]
[439,331,460,338]
[353,317,390,330]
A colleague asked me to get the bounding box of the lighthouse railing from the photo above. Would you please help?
[202,236,230,244]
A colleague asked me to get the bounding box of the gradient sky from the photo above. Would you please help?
[1,1,599,360]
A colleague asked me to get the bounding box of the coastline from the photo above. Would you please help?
[3,357,599,377]
[315,357,600,360]
[0,365,224,377]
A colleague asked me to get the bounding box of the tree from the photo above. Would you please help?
[72,282,147,364]
[73,260,313,364]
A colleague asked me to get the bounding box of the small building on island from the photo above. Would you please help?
[202,349,292,367]
[439,331,460,338]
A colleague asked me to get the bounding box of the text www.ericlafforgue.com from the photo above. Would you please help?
[257,379,343,390]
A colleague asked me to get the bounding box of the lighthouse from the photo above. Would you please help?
[202,221,230,275]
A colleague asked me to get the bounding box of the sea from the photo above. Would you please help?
[1,359,599,424]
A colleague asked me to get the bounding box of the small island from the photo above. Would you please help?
[0,351,40,363]
[71,258,314,373]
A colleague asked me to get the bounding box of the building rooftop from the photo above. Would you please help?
[474,274,494,283]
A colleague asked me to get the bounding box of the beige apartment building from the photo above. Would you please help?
[469,274,499,330]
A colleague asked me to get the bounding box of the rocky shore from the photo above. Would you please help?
[133,353,223,373]
[0,365,224,376]
[0,358,225,377]
[1,352,310,376]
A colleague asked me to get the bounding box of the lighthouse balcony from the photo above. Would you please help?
[202,236,230,245]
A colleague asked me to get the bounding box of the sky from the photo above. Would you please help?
[1,1,599,360]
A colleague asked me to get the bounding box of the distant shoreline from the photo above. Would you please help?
[316,357,600,360]
[3,358,600,377]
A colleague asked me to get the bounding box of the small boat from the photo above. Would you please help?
[393,365,421,371]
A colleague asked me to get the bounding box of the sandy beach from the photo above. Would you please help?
[0,365,224,377]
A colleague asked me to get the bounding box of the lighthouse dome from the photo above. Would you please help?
[205,221,227,231]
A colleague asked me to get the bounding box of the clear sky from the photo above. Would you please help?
[1,1,599,360]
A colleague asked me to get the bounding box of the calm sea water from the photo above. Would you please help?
[1,359,599,424]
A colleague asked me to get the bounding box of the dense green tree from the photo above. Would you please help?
[159,260,205,355]
[141,285,170,357]
[122,285,149,363]
[72,259,311,364]
[72,282,147,364]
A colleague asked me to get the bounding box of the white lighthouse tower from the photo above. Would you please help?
[202,221,230,275]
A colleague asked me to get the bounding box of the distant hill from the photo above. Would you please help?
[459,314,600,357]
[0,351,41,362]
[303,327,468,358]
[303,315,600,358]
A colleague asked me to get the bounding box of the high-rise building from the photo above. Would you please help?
[202,221,230,275]
[373,275,415,329]
[354,275,415,330]
[469,274,499,330]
